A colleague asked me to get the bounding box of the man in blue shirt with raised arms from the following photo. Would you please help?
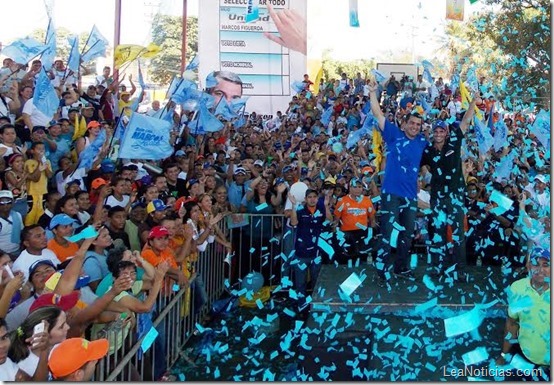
[367,79,428,287]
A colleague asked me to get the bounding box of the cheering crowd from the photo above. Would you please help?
[0,50,550,381]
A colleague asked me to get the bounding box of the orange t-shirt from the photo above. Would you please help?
[47,239,80,262]
[334,195,374,232]
[141,244,178,269]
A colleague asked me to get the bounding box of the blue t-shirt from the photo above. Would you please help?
[381,120,428,200]
[83,251,110,284]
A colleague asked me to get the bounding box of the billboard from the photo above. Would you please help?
[199,0,307,118]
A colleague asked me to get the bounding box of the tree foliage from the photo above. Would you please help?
[321,50,376,81]
[442,0,550,110]
[149,15,198,85]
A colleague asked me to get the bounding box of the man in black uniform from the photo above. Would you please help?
[420,93,479,278]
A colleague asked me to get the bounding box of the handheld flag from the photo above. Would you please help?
[529,110,550,149]
[41,19,57,70]
[114,43,160,69]
[320,106,333,126]
[493,117,508,153]
[81,25,109,63]
[66,35,80,75]
[371,69,387,83]
[234,105,247,129]
[473,116,494,155]
[312,66,324,95]
[118,113,174,160]
[460,81,483,120]
[198,102,224,133]
[1,38,47,64]
[291,81,305,94]
[349,0,360,27]
[185,55,199,71]
[450,73,460,96]
[79,128,106,170]
[34,68,59,119]
[214,98,237,121]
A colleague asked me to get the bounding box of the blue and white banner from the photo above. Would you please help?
[81,25,109,63]
[118,113,174,160]
[2,38,48,65]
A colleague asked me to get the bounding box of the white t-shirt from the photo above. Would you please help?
[0,96,13,118]
[0,212,23,254]
[56,167,88,196]
[22,98,52,127]
[17,350,39,377]
[447,100,462,118]
[105,195,130,208]
[13,249,61,283]
[0,357,20,381]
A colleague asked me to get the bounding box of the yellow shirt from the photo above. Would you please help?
[24,159,50,196]
[508,278,550,366]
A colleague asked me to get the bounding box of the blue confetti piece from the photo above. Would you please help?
[317,237,335,258]
[444,306,484,338]
[422,275,438,293]
[172,283,180,292]
[214,367,220,379]
[140,326,159,353]
[178,373,185,381]
[249,247,256,254]
[414,297,438,314]
[462,347,489,366]
[255,202,269,211]
[339,272,364,296]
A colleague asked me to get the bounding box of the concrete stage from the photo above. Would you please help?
[299,265,519,381]
[309,264,514,315]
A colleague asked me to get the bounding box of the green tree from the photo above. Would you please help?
[443,0,550,110]
[321,50,375,81]
[149,15,198,85]
[31,27,90,63]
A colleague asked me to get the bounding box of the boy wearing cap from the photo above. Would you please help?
[138,199,167,247]
[48,337,109,381]
[496,248,550,380]
[289,189,332,305]
[334,178,376,265]
[46,214,79,263]
[420,93,478,278]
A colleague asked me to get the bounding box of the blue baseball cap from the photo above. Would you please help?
[531,247,550,261]
[49,214,75,230]
[100,159,116,173]
[433,120,448,131]
[146,199,167,214]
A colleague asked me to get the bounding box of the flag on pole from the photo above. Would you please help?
[66,35,80,75]
[529,110,550,149]
[118,113,174,160]
[320,106,333,126]
[312,66,324,95]
[291,81,305,94]
[1,38,48,64]
[459,81,483,120]
[185,55,199,71]
[349,0,360,27]
[81,25,109,63]
[473,116,494,155]
[34,68,59,119]
[41,19,57,70]
[198,101,224,133]
[114,43,160,69]
[79,128,106,170]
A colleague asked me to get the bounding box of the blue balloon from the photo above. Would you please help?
[241,272,264,293]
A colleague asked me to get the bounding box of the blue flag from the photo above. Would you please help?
[421,59,434,69]
[371,69,387,83]
[119,113,174,160]
[197,102,224,133]
[361,100,371,115]
[493,118,507,153]
[2,38,47,64]
[291,81,305,94]
[41,19,57,70]
[34,68,59,118]
[79,128,106,170]
[234,106,247,129]
[172,79,200,104]
[473,116,494,155]
[423,67,433,84]
[466,67,479,92]
[214,98,237,121]
[230,97,248,114]
[450,73,460,96]
[66,35,80,74]
[81,25,109,63]
[137,61,147,90]
[185,55,199,71]
[494,149,516,181]
[529,110,550,149]
[320,106,333,126]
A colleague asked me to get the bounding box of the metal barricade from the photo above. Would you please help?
[227,213,289,288]
[93,221,229,381]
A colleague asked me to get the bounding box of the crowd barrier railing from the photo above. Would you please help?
[92,221,229,381]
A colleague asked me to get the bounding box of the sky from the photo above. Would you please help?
[1,0,485,63]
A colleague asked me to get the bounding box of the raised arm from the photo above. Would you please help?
[367,80,386,130]
[459,90,481,134]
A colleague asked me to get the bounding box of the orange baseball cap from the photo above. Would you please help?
[87,120,101,129]
[91,178,108,190]
[49,338,109,379]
